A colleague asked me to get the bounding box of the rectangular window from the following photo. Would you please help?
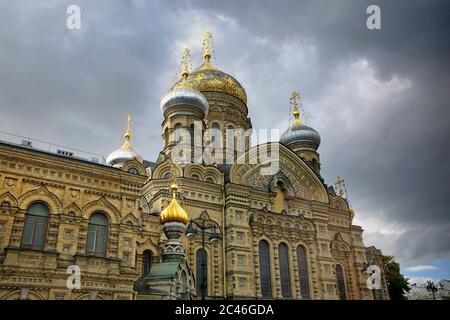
[0,223,4,231]
[236,232,244,241]
[237,255,245,265]
[239,278,246,288]
[235,211,243,220]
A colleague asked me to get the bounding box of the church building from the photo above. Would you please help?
[0,33,389,300]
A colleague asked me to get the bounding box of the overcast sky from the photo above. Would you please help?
[0,0,449,283]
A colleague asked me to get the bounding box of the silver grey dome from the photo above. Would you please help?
[280,124,321,150]
[106,145,143,167]
[160,87,209,115]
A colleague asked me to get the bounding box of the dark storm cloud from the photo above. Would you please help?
[0,0,449,268]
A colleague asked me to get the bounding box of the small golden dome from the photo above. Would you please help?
[159,180,189,225]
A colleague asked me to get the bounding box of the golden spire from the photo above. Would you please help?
[181,48,191,80]
[200,31,215,70]
[122,114,133,149]
[159,162,189,225]
[290,91,302,126]
[169,161,179,195]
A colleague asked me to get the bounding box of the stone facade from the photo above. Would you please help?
[0,35,390,300]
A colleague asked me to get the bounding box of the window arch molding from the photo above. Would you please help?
[21,201,50,250]
[277,241,292,298]
[196,248,209,298]
[81,197,120,224]
[141,249,153,276]
[296,244,311,299]
[335,263,347,300]
[86,211,109,257]
[258,239,273,298]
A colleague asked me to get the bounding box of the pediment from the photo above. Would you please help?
[230,143,328,203]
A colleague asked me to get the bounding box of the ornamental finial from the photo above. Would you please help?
[170,161,179,198]
[335,176,347,198]
[181,48,191,80]
[290,91,302,126]
[123,114,132,147]
[201,31,215,69]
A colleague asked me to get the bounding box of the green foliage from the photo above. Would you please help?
[383,255,410,300]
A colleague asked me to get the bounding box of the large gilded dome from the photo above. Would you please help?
[172,62,247,104]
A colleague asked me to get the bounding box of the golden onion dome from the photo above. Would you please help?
[172,65,247,104]
[159,180,189,225]
[171,32,247,104]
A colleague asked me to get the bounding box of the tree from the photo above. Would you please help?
[426,281,438,300]
[382,255,410,300]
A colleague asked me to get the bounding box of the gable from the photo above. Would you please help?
[230,143,328,203]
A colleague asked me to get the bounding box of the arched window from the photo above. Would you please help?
[127,167,138,175]
[191,174,200,180]
[190,124,195,146]
[86,212,108,257]
[164,172,172,179]
[174,123,183,142]
[259,240,272,297]
[336,264,347,300]
[297,245,310,299]
[211,122,220,143]
[21,202,50,250]
[196,249,208,298]
[278,243,292,297]
[164,127,169,147]
[206,177,214,183]
[142,250,152,276]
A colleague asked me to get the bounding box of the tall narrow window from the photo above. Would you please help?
[259,240,272,297]
[196,249,208,297]
[297,245,310,299]
[164,127,169,147]
[190,124,195,146]
[21,202,49,250]
[174,123,183,142]
[278,243,292,297]
[211,122,220,143]
[86,212,108,257]
[336,264,347,300]
[142,250,152,276]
